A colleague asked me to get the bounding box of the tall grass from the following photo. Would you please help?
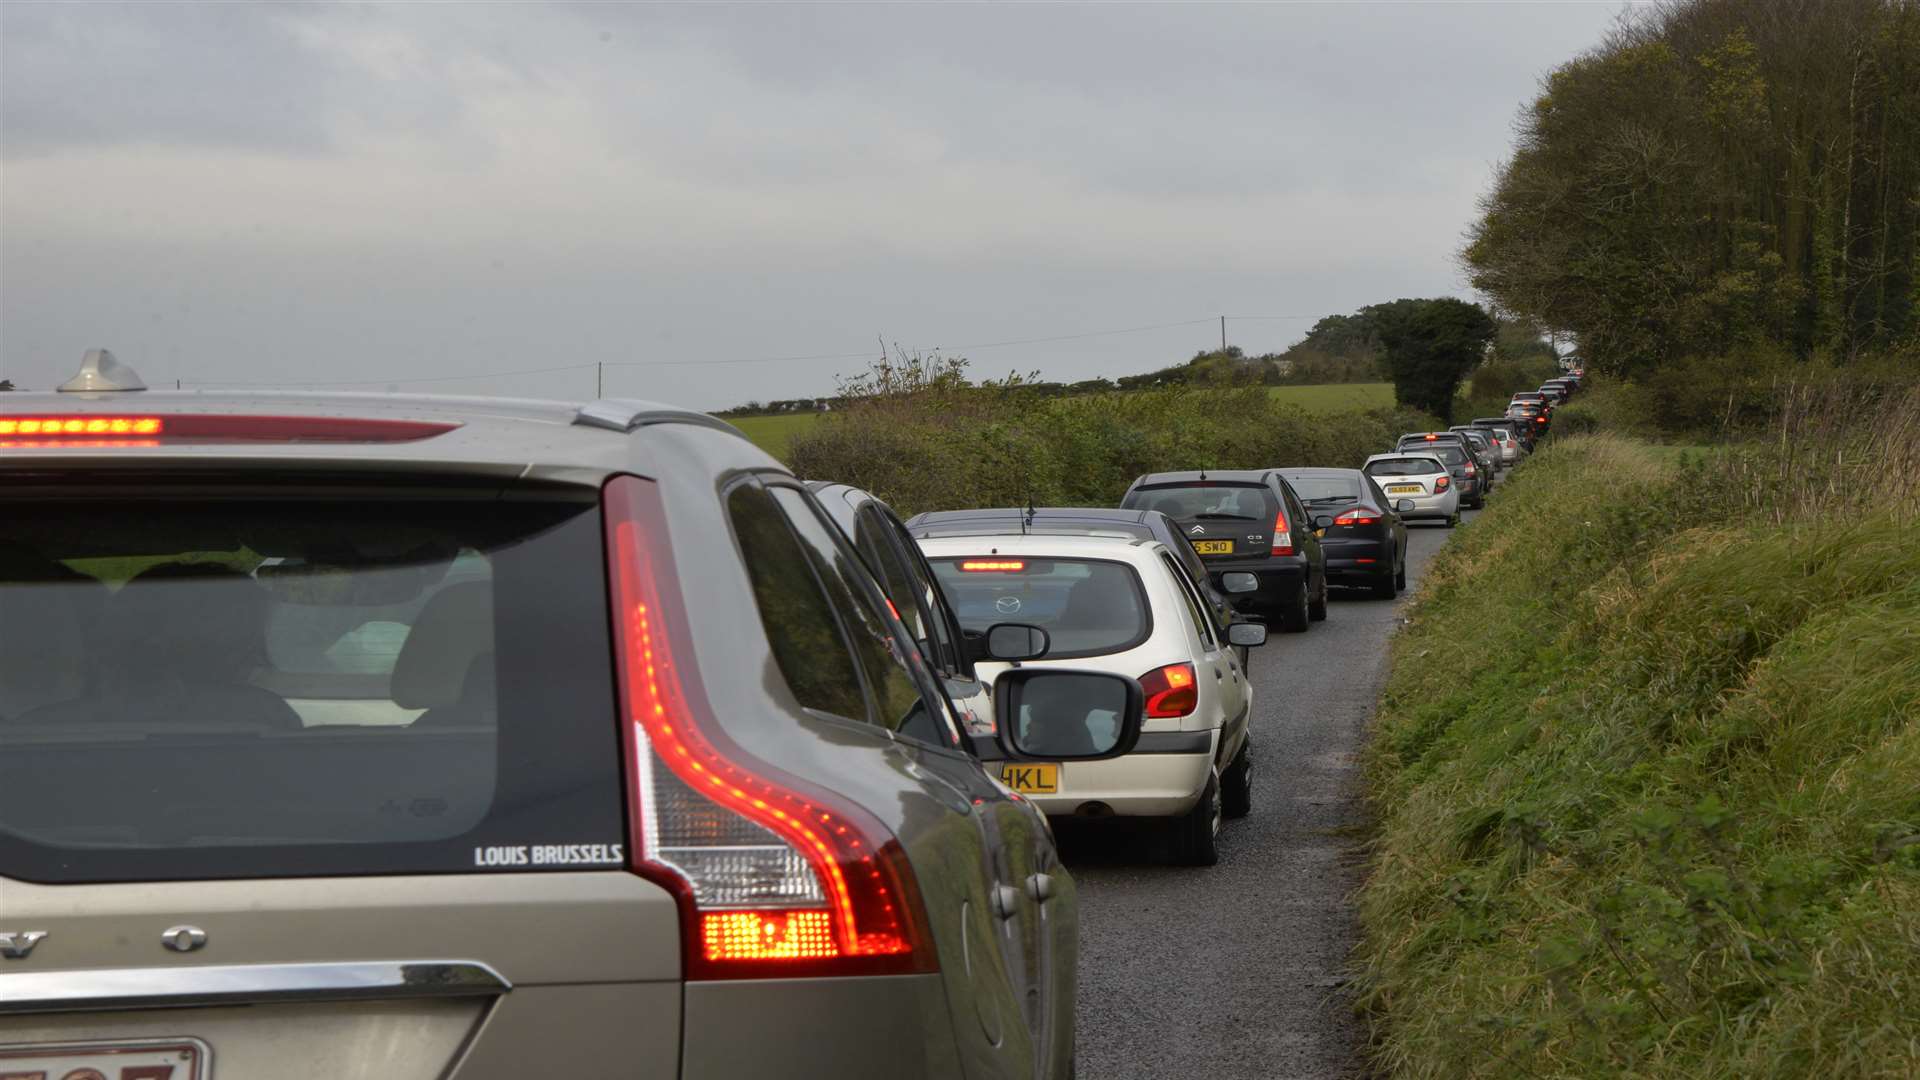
[1357,382,1920,1078]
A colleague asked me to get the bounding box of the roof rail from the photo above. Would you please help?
[573,399,745,438]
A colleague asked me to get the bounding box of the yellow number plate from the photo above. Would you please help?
[1001,763,1059,794]
[1386,484,1422,494]
[1192,540,1234,555]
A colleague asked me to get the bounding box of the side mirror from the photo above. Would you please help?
[1226,622,1268,648]
[983,622,1050,661]
[1395,498,1415,513]
[1220,571,1259,594]
[1312,514,1334,530]
[994,668,1143,761]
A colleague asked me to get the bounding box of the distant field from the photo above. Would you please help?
[1269,382,1394,411]
[732,382,1398,459]
[731,412,820,458]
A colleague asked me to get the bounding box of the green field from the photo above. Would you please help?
[733,382,1398,459]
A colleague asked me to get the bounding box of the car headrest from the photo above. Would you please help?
[105,563,271,683]
[391,582,495,710]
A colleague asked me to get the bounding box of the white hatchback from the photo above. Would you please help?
[920,534,1267,865]
[1363,452,1462,525]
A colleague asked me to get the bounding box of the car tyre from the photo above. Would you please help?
[1276,579,1310,633]
[1221,738,1252,819]
[1170,770,1222,866]
[1445,512,1460,529]
[1308,574,1328,621]
[1371,565,1397,600]
[1395,562,1408,591]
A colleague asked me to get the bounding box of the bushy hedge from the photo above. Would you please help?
[787,383,1440,515]
[1358,382,1920,1077]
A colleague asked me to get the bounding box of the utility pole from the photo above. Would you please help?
[1220,315,1227,352]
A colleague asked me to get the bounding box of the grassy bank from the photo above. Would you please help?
[1357,389,1920,1076]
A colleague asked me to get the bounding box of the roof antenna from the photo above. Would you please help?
[1022,486,1035,535]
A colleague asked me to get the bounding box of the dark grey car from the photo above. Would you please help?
[0,359,1143,1079]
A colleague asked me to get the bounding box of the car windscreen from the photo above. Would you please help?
[1283,475,1364,503]
[1365,458,1445,477]
[0,492,624,883]
[1125,484,1270,520]
[928,557,1150,658]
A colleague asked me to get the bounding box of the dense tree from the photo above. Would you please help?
[1465,0,1920,376]
[1372,298,1498,422]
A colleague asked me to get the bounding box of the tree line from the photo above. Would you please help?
[1466,0,1919,376]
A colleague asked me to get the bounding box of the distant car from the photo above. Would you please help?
[904,506,1248,643]
[1118,470,1329,632]
[1450,428,1501,486]
[1451,422,1512,465]
[807,482,1004,740]
[1507,401,1551,435]
[1536,384,1570,405]
[1542,378,1577,399]
[1395,433,1485,509]
[1362,452,1461,526]
[1469,417,1530,458]
[919,533,1268,865]
[1276,467,1409,599]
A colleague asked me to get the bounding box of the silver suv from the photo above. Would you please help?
[0,354,1143,1079]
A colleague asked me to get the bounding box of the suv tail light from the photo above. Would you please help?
[1464,462,1477,476]
[1333,509,1380,527]
[1270,509,1294,556]
[1140,662,1199,718]
[603,475,933,980]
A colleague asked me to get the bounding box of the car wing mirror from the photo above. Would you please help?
[993,668,1144,762]
[1312,514,1334,530]
[1220,571,1259,594]
[974,622,1050,662]
[1395,498,1416,513]
[1226,622,1268,648]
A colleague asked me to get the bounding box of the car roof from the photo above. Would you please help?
[1276,466,1365,478]
[0,388,754,480]
[917,532,1164,564]
[1131,469,1272,486]
[907,507,1162,540]
[1364,451,1445,465]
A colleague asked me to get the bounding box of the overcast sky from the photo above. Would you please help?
[1,1,1625,408]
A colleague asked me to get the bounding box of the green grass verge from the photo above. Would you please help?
[1358,434,1920,1078]
[732,412,821,459]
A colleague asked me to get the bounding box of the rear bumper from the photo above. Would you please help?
[681,973,964,1079]
[1024,732,1217,819]
[1389,489,1459,519]
[1325,552,1393,582]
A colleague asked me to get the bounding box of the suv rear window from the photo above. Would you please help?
[929,557,1150,658]
[0,492,624,883]
[1283,475,1363,502]
[1125,484,1270,520]
[1398,442,1467,466]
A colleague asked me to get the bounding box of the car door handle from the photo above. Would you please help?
[989,884,1021,920]
[1024,873,1056,903]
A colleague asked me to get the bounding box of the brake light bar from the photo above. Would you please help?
[960,560,1026,572]
[0,414,457,444]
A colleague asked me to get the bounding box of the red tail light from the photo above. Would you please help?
[1270,509,1294,556]
[1333,509,1380,527]
[1464,462,1477,475]
[1434,475,1450,490]
[1140,662,1199,718]
[960,560,1025,572]
[0,414,456,445]
[603,475,933,979]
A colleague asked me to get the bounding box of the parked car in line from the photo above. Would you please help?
[0,351,1138,1079]
[1362,452,1461,526]
[1542,377,1577,400]
[1536,384,1570,406]
[1275,467,1409,599]
[918,533,1268,866]
[1395,433,1485,509]
[903,506,1252,644]
[1118,469,1328,633]
[1471,417,1532,455]
[1460,422,1521,464]
[1507,400,1552,436]
[1451,428,1501,487]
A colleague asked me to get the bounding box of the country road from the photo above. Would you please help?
[1061,502,1482,1079]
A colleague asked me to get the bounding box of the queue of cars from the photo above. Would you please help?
[0,350,1561,1079]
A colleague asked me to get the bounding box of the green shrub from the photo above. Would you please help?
[1357,393,1920,1077]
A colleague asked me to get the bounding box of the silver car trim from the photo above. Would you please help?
[0,960,510,1016]
[573,399,744,438]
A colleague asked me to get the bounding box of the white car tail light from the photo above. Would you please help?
[602,476,934,979]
